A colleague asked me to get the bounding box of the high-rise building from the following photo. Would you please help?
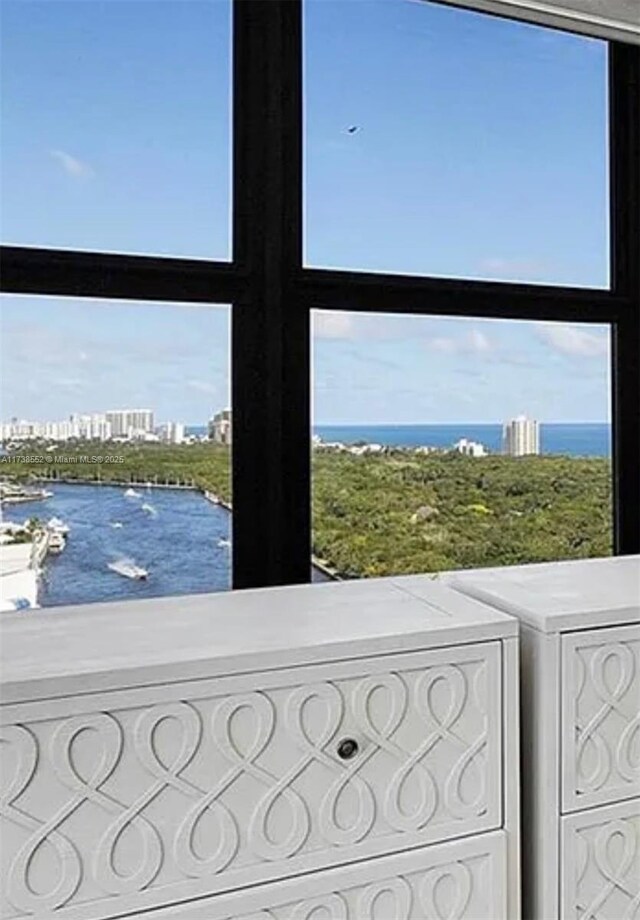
[161,422,185,444]
[208,408,232,445]
[502,415,540,456]
[106,409,154,439]
[69,413,112,441]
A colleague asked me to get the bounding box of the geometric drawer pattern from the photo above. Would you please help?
[0,644,501,919]
[562,625,640,812]
[561,800,640,920]
[231,851,499,920]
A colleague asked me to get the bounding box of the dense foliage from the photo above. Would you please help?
[4,443,612,576]
[312,450,612,576]
[5,442,232,502]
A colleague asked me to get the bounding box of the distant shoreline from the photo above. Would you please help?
[313,422,611,458]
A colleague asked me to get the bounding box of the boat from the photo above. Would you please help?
[108,559,148,580]
[48,517,70,535]
[124,488,141,498]
[0,483,53,505]
[141,503,157,516]
[205,491,220,504]
[217,538,231,548]
[109,521,124,529]
[48,532,66,554]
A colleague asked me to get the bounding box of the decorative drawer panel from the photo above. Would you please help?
[562,624,640,812]
[138,831,507,919]
[561,798,640,920]
[0,643,502,920]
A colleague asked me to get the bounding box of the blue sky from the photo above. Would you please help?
[0,0,610,424]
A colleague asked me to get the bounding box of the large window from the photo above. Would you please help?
[1,0,638,601]
[312,311,612,578]
[0,0,231,259]
[0,296,231,608]
[304,0,609,286]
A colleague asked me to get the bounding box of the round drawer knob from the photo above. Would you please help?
[337,738,359,760]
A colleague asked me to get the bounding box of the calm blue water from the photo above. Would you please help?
[2,484,231,608]
[314,423,611,457]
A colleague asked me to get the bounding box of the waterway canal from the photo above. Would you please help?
[2,483,231,606]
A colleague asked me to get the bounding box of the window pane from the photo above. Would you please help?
[0,0,231,259]
[304,0,609,287]
[0,296,231,609]
[312,311,612,578]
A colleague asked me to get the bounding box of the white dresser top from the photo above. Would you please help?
[0,575,516,704]
[445,555,640,633]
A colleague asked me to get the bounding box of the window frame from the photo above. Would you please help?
[1,0,638,589]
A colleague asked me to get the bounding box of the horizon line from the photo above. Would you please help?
[312,420,610,427]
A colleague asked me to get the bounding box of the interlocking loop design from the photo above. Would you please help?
[419,861,473,920]
[134,702,238,878]
[48,713,163,895]
[414,665,487,820]
[288,893,348,920]
[282,682,375,847]
[352,673,437,832]
[355,877,412,919]
[1,660,493,915]
[576,644,637,793]
[617,712,640,784]
[1,724,82,913]
[577,819,640,920]
[213,692,310,861]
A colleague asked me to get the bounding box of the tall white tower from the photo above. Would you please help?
[502,415,540,456]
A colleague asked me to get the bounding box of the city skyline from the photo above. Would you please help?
[1,0,610,426]
[1,403,610,431]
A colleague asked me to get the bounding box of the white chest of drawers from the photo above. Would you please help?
[447,555,640,920]
[0,576,520,920]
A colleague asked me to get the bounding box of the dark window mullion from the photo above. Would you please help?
[610,43,640,554]
[231,0,309,589]
[298,267,629,323]
[0,245,243,305]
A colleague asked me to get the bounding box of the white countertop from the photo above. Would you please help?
[0,575,515,704]
[445,555,640,633]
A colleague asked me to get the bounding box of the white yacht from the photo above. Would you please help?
[48,517,70,535]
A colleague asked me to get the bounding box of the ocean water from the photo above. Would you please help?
[314,423,611,457]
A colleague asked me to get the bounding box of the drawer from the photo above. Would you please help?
[0,643,502,920]
[561,798,640,920]
[561,623,640,812]
[132,831,507,919]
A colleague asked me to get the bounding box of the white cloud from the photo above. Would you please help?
[536,323,608,358]
[49,149,94,179]
[313,312,356,340]
[427,328,493,357]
